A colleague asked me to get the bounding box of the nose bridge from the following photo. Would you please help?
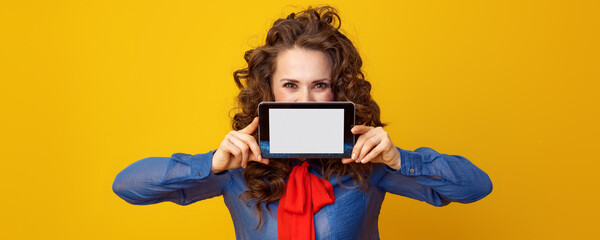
[297,86,313,102]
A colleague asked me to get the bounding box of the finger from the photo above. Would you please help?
[229,136,250,168]
[223,138,243,168]
[355,127,385,161]
[358,135,382,162]
[244,156,270,168]
[353,130,377,162]
[252,157,270,165]
[360,141,387,164]
[341,158,354,164]
[352,134,366,162]
[351,125,372,135]
[230,144,267,166]
[231,130,262,161]
[227,135,249,168]
[240,117,259,135]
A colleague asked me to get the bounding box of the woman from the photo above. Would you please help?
[113,6,492,240]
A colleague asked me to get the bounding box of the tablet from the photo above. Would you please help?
[258,102,355,159]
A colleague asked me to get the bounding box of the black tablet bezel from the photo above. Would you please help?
[258,102,355,159]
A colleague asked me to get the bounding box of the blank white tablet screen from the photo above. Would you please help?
[269,108,344,153]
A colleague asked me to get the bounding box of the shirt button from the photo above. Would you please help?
[198,171,202,177]
[409,168,415,173]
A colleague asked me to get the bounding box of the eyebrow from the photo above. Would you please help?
[279,78,331,83]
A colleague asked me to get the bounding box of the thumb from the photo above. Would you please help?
[351,125,372,135]
[240,117,259,134]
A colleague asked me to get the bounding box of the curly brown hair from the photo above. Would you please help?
[231,5,385,228]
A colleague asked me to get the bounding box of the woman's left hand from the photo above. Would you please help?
[342,125,401,170]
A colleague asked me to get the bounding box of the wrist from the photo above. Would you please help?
[210,166,223,175]
[210,151,224,174]
[388,149,401,171]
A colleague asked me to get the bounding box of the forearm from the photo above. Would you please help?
[380,147,493,205]
[112,150,228,205]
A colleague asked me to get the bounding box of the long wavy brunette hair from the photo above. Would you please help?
[231,6,385,227]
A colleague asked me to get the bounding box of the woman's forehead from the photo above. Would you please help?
[273,48,333,82]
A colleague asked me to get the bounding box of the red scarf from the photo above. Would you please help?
[277,162,336,240]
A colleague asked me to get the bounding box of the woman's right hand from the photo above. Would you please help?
[211,117,269,174]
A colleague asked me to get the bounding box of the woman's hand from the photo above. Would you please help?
[341,125,401,170]
[211,117,269,174]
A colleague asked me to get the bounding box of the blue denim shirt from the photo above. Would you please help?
[113,147,492,239]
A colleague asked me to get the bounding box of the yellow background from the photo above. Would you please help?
[1,0,598,239]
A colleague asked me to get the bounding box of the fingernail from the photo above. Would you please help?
[361,159,367,163]
[351,153,356,160]
[258,155,262,161]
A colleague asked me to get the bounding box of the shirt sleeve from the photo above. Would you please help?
[112,150,230,205]
[377,147,493,206]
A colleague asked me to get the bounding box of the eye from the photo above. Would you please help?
[314,82,329,89]
[283,82,297,88]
